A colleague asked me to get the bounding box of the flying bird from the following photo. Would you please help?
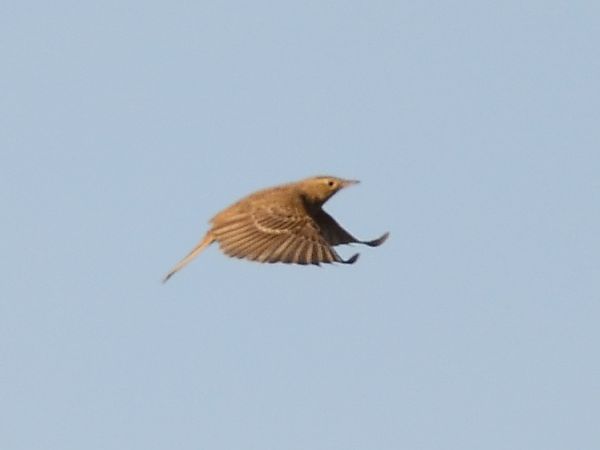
[163,176,389,282]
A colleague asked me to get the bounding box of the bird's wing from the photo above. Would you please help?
[211,206,358,265]
[315,209,390,247]
[313,209,359,246]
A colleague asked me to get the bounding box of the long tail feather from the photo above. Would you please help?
[162,232,215,283]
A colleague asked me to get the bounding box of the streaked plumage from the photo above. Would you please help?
[163,176,389,282]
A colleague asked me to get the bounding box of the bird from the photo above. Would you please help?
[163,176,389,282]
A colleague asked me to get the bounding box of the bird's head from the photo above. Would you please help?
[299,176,360,206]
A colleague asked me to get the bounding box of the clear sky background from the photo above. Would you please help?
[2,1,599,449]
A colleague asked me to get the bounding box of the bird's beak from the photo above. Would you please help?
[341,179,360,188]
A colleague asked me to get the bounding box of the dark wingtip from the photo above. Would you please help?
[363,231,389,247]
[341,253,360,264]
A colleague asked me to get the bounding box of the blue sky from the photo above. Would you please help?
[2,1,599,449]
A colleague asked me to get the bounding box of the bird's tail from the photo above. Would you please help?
[162,232,215,283]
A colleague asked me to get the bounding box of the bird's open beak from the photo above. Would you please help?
[341,179,360,188]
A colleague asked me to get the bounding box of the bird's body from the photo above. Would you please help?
[163,176,389,282]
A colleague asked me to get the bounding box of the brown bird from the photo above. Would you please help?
[163,176,389,282]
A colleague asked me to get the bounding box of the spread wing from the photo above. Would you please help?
[210,206,358,265]
[314,209,390,247]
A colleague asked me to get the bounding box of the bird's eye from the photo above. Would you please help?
[327,180,335,187]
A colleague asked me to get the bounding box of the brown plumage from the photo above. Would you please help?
[163,176,389,282]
